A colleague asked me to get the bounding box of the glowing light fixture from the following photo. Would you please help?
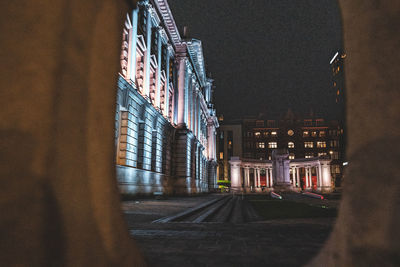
[330,51,339,64]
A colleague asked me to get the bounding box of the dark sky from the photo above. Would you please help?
[168,0,343,120]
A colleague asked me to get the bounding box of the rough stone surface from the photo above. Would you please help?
[309,1,400,266]
[0,0,145,266]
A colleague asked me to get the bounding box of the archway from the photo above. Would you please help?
[0,0,399,266]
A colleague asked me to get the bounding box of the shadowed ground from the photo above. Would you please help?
[124,194,336,266]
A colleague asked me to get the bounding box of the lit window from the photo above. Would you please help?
[254,132,261,137]
[319,131,326,137]
[288,142,295,148]
[311,131,317,137]
[318,152,327,157]
[268,142,277,148]
[317,141,326,148]
[331,165,341,174]
[331,151,339,160]
[288,130,294,136]
[289,153,295,160]
[271,131,277,136]
[263,132,269,137]
[268,156,272,160]
[256,142,265,149]
[219,152,224,160]
[330,140,339,147]
[303,131,309,137]
[305,153,314,158]
[304,142,313,148]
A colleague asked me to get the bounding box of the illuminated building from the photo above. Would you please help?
[217,111,345,192]
[115,0,219,195]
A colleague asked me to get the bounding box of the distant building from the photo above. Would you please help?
[217,111,345,191]
[330,50,346,107]
[217,121,242,181]
[115,0,219,195]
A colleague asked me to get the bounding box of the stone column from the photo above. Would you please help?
[164,46,171,117]
[229,158,242,192]
[176,55,187,127]
[269,168,273,187]
[305,167,309,188]
[257,168,261,188]
[127,8,139,82]
[155,27,162,108]
[296,167,300,188]
[143,5,152,98]
[317,163,323,190]
[245,167,250,188]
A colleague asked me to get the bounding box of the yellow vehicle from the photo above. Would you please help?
[217,180,231,193]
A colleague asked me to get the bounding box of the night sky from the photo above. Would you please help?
[168,0,343,120]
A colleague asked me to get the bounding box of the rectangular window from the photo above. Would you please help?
[304,142,314,148]
[254,132,261,137]
[305,152,314,158]
[268,142,277,148]
[319,131,326,137]
[303,131,309,137]
[289,153,295,160]
[271,131,277,137]
[256,142,265,149]
[331,151,339,160]
[263,131,269,137]
[288,142,295,148]
[311,131,317,137]
[330,140,339,147]
[317,141,327,148]
[318,152,327,157]
[331,165,341,174]
[219,152,224,160]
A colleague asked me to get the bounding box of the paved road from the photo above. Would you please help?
[123,194,335,267]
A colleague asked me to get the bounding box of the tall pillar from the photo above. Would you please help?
[155,27,162,108]
[269,168,273,187]
[296,167,300,188]
[229,158,242,192]
[318,163,323,190]
[143,6,152,98]
[305,167,309,188]
[164,46,171,117]
[291,168,295,187]
[245,167,250,188]
[128,9,139,82]
[176,55,187,127]
[257,168,261,188]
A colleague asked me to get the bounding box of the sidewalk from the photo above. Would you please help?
[123,194,335,267]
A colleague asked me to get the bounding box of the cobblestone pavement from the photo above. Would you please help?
[122,194,219,223]
[123,194,336,267]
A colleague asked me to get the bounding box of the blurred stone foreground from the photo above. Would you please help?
[0,0,399,266]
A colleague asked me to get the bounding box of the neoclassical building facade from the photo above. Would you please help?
[115,0,219,195]
[229,155,333,193]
